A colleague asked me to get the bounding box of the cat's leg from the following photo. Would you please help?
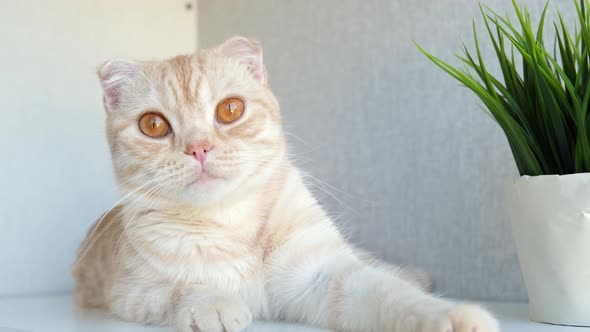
[108,279,252,332]
[264,221,498,332]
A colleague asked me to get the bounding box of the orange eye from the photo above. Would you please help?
[138,113,171,138]
[216,97,245,124]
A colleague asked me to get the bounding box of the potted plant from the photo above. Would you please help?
[417,0,590,327]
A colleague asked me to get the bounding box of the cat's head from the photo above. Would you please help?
[98,37,285,207]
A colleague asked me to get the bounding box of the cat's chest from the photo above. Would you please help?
[122,211,270,317]
[126,210,265,286]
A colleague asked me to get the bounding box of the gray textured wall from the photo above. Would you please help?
[198,0,574,302]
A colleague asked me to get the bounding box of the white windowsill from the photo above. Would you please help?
[0,294,586,332]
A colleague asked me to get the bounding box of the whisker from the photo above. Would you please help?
[285,131,308,144]
[78,170,165,254]
[299,170,368,202]
[110,164,164,191]
[76,174,172,263]
[301,178,360,215]
[113,181,176,257]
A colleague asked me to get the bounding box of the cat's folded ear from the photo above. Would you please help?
[97,59,138,112]
[219,36,268,85]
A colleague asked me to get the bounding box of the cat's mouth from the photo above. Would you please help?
[186,171,224,187]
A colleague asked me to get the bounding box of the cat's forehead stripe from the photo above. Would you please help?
[191,56,204,104]
[160,55,208,109]
[166,77,180,108]
[178,56,195,105]
[197,71,212,108]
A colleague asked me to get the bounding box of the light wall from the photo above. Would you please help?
[198,0,574,302]
[0,0,196,296]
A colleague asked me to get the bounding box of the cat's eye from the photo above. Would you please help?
[138,113,171,138]
[216,97,245,124]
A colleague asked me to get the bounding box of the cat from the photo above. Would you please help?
[72,36,499,332]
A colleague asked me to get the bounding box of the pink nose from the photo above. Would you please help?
[185,141,213,164]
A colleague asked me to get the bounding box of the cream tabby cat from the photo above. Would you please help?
[73,37,499,332]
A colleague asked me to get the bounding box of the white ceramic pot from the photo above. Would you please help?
[505,173,590,326]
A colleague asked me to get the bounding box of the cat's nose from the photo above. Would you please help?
[185,141,213,164]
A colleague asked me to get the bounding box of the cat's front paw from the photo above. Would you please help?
[423,304,499,332]
[174,294,252,332]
